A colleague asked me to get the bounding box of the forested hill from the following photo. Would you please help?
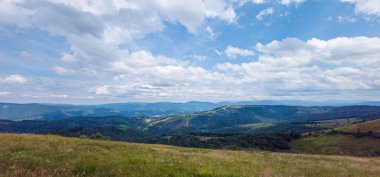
[2,105,380,153]
[2,105,380,135]
[0,102,224,121]
[2,101,379,121]
[149,105,380,133]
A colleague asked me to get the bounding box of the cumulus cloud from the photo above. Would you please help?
[256,7,274,20]
[2,36,380,101]
[1,0,380,102]
[1,75,27,84]
[224,45,255,59]
[2,0,236,38]
[0,0,237,75]
[341,0,380,16]
[0,0,32,27]
[217,37,380,98]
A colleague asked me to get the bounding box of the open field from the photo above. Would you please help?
[336,119,380,134]
[291,134,380,156]
[1,134,380,177]
[305,118,361,129]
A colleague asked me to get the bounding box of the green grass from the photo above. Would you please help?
[239,122,274,129]
[1,134,380,177]
[336,119,380,134]
[291,134,380,156]
[305,118,361,129]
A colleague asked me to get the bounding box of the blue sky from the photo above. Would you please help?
[1,0,380,104]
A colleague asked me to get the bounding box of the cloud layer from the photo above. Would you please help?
[1,0,380,103]
[341,0,380,16]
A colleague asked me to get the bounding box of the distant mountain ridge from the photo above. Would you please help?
[2,105,380,135]
[1,100,380,121]
[149,105,380,133]
[0,102,225,121]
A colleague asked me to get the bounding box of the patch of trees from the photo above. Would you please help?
[163,131,300,151]
[327,128,380,139]
[56,126,300,151]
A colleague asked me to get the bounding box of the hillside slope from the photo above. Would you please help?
[336,119,380,136]
[1,134,380,177]
[291,134,380,156]
[291,119,380,156]
[150,105,380,133]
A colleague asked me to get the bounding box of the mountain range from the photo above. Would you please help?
[1,100,379,121]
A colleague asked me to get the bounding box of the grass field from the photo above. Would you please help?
[1,134,380,177]
[291,134,380,156]
[305,118,361,129]
[336,119,380,134]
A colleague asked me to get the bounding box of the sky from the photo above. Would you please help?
[1,0,380,104]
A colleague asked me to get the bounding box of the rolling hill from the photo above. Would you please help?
[2,101,379,121]
[1,133,380,177]
[2,105,380,156]
[291,118,380,156]
[0,102,224,121]
[336,119,380,136]
[2,105,380,137]
[149,105,380,133]
[291,134,380,156]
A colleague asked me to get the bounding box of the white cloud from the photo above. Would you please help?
[252,0,268,4]
[0,0,237,76]
[0,0,32,27]
[53,66,73,75]
[337,16,356,23]
[16,0,236,36]
[206,26,220,40]
[48,94,69,98]
[225,45,255,59]
[1,75,27,84]
[246,0,305,5]
[217,37,380,97]
[193,55,207,62]
[2,37,380,102]
[341,0,380,16]
[61,53,76,62]
[90,85,110,95]
[279,0,305,5]
[2,0,380,102]
[19,51,32,57]
[256,7,274,20]
[0,92,10,96]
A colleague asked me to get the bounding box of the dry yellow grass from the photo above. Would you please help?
[1,133,380,177]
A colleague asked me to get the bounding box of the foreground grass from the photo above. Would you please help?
[1,134,380,177]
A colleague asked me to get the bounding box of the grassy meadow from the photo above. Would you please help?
[336,119,380,134]
[291,134,380,156]
[1,133,380,177]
